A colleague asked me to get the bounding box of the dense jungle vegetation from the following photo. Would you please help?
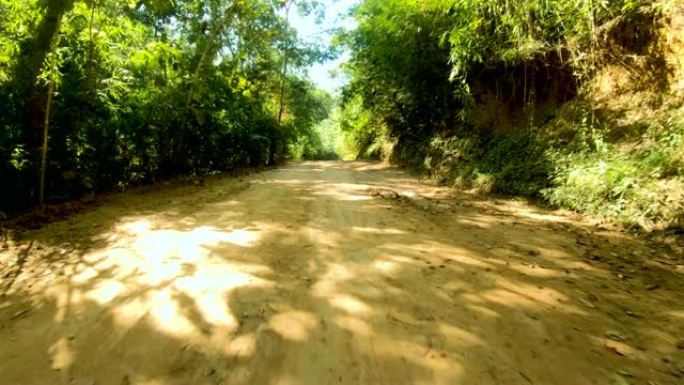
[0,0,333,214]
[1,0,682,233]
[338,0,684,231]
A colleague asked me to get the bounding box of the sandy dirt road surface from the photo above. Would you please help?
[1,161,683,385]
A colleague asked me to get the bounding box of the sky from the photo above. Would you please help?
[288,0,359,93]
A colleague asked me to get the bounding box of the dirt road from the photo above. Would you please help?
[1,161,683,385]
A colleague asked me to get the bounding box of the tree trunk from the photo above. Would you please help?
[278,57,288,123]
[172,3,237,173]
[185,5,237,108]
[277,1,294,124]
[14,0,75,127]
[39,56,58,212]
[11,0,75,203]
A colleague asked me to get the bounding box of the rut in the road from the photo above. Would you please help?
[1,162,683,385]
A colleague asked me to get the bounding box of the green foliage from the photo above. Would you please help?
[339,0,459,139]
[339,0,639,146]
[340,0,682,230]
[477,133,553,196]
[392,132,551,196]
[544,109,684,229]
[338,94,389,160]
[0,0,331,213]
[441,0,632,78]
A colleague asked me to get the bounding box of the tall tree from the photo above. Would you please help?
[13,0,75,150]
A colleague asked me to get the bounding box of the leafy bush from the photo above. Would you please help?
[477,133,553,196]
[545,110,684,229]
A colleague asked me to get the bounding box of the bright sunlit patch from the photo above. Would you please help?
[133,230,178,263]
[175,262,270,293]
[148,290,197,336]
[438,323,483,346]
[63,220,274,346]
[49,337,73,371]
[352,226,406,235]
[330,294,371,315]
[264,179,322,185]
[118,219,152,234]
[147,262,182,285]
[72,266,99,283]
[667,310,684,319]
[173,265,269,329]
[334,315,372,336]
[373,259,400,274]
[268,311,318,341]
[194,294,236,328]
[312,263,354,296]
[216,228,260,247]
[86,279,128,304]
[385,242,494,270]
[110,297,147,326]
[468,283,585,316]
[389,255,415,264]
[590,336,639,358]
[225,333,256,357]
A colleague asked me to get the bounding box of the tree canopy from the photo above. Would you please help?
[0,0,332,213]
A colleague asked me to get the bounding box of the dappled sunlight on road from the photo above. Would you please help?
[44,218,277,355]
[1,161,682,385]
[268,311,319,341]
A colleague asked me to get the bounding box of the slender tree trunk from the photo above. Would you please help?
[587,0,597,147]
[185,5,237,108]
[86,0,102,86]
[39,51,59,212]
[70,0,101,156]
[277,0,294,124]
[174,3,236,172]
[278,57,288,123]
[11,0,74,204]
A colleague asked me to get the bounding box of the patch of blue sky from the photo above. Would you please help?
[289,0,359,93]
